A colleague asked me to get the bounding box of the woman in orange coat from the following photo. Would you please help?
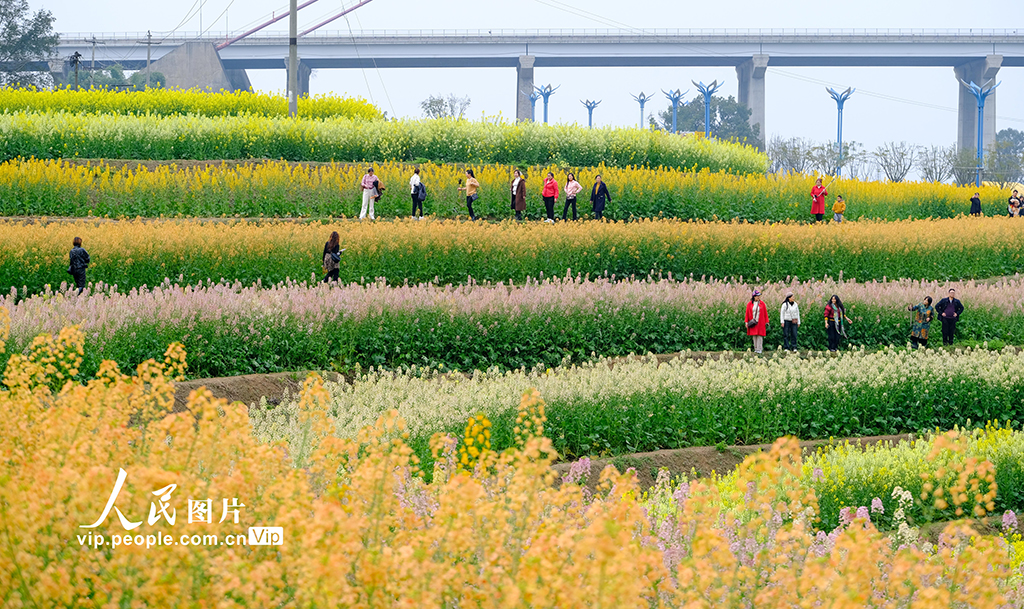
[810,177,828,222]
[744,289,769,354]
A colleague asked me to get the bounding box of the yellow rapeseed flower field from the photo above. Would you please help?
[0,158,1008,221]
[0,86,382,119]
[0,215,1021,292]
[1,323,1021,606]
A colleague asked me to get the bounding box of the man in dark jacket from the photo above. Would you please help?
[69,236,90,294]
[934,288,964,346]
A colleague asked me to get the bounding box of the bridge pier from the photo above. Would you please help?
[736,54,768,149]
[516,55,535,122]
[954,54,1001,153]
[286,59,312,98]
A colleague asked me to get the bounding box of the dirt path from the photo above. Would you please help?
[172,370,342,413]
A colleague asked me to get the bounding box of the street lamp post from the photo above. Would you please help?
[581,99,601,128]
[662,88,688,134]
[826,86,855,177]
[534,84,560,124]
[529,91,540,122]
[959,78,1001,187]
[692,80,722,138]
[630,91,653,129]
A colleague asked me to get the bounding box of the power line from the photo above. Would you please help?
[772,68,1024,124]
[349,8,394,118]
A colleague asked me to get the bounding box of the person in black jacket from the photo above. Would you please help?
[934,288,964,345]
[969,192,982,216]
[69,236,90,294]
[590,174,611,220]
[322,231,341,283]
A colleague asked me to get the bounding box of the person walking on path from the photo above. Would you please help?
[780,292,801,352]
[935,288,964,346]
[322,231,341,283]
[832,195,846,223]
[510,169,526,221]
[409,168,424,219]
[590,174,611,220]
[811,177,828,223]
[68,236,90,295]
[563,172,582,221]
[457,169,480,221]
[542,172,559,223]
[359,168,378,220]
[969,192,982,216]
[907,296,934,349]
[745,289,769,354]
[824,294,852,352]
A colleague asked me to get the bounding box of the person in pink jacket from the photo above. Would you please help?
[744,289,769,354]
[541,172,559,223]
[563,172,583,221]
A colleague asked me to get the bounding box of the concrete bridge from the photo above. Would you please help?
[53,29,1024,151]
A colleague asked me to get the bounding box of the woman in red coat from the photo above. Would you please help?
[744,289,769,354]
[810,177,828,222]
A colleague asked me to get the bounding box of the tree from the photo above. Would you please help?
[72,64,165,91]
[873,141,915,183]
[950,147,979,186]
[807,140,862,177]
[987,141,1023,189]
[987,128,1024,188]
[767,135,813,174]
[916,144,955,184]
[420,94,470,119]
[0,0,58,88]
[651,94,761,146]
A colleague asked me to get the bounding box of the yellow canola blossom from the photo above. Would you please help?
[0,157,1008,220]
[1,319,1020,607]
[0,86,382,119]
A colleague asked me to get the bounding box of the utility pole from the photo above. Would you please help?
[70,51,82,90]
[288,0,298,116]
[137,31,161,89]
[84,36,103,88]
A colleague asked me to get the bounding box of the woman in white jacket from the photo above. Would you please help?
[780,292,801,351]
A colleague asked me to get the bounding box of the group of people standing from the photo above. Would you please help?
[357,166,614,222]
[499,169,612,222]
[968,189,1022,217]
[743,288,965,354]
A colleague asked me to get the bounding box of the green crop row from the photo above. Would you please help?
[0,111,768,172]
[252,347,1024,491]
[5,277,1022,379]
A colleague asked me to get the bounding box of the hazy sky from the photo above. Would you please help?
[41,0,1024,165]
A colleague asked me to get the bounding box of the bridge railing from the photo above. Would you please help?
[58,27,1022,42]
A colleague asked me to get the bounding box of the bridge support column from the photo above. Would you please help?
[285,59,312,98]
[516,55,535,122]
[954,54,1001,153]
[736,54,768,150]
